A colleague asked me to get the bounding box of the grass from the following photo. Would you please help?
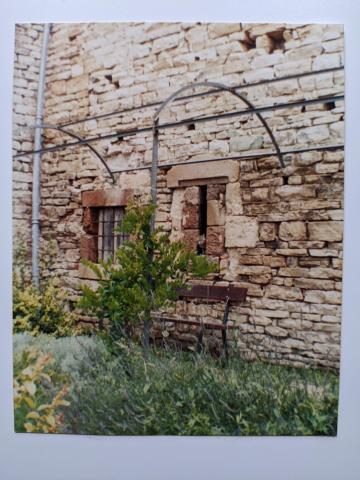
[13,333,339,436]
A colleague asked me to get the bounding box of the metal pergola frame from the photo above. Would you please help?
[15,65,345,235]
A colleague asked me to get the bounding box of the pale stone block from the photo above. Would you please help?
[259,222,277,241]
[226,182,243,215]
[207,200,225,226]
[243,68,274,83]
[71,64,84,77]
[315,163,339,174]
[229,135,263,152]
[275,185,316,199]
[152,33,180,53]
[308,221,343,241]
[285,44,323,61]
[208,23,241,39]
[266,285,303,301]
[209,139,229,155]
[304,290,342,305]
[297,125,330,144]
[265,325,288,337]
[66,74,88,94]
[167,160,239,188]
[225,216,259,248]
[249,315,272,327]
[279,221,306,240]
[313,53,341,70]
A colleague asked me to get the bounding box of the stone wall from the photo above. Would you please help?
[13,22,344,368]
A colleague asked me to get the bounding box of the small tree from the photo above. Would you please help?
[79,202,216,354]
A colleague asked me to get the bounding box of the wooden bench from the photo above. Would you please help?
[153,284,247,360]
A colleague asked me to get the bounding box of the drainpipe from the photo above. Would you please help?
[32,23,51,287]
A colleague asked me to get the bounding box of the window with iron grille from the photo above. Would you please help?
[97,206,127,261]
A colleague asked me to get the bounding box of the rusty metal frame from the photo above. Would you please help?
[29,123,115,183]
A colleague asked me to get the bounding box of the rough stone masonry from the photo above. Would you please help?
[13,22,344,368]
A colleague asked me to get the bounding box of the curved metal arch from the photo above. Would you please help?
[30,123,116,183]
[151,81,284,204]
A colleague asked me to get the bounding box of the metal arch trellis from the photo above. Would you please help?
[150,80,285,209]
[29,123,116,183]
[16,72,344,210]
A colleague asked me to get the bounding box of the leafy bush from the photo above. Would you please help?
[79,202,216,350]
[13,347,70,433]
[13,238,79,337]
[13,334,339,436]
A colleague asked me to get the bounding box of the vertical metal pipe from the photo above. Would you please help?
[32,23,51,287]
[150,120,159,230]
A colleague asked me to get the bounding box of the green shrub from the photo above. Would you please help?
[13,347,70,433]
[79,202,216,351]
[13,238,79,337]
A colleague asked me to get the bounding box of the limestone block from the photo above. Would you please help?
[185,26,207,49]
[265,325,288,337]
[285,44,323,61]
[309,249,338,257]
[249,315,272,327]
[209,139,229,155]
[170,188,185,233]
[206,226,225,256]
[266,285,303,301]
[152,33,180,53]
[279,221,307,240]
[275,185,316,199]
[66,74,89,94]
[245,24,285,40]
[167,160,239,188]
[207,200,225,226]
[230,135,263,152]
[259,222,277,241]
[71,64,84,77]
[297,125,330,144]
[308,221,343,241]
[243,68,274,83]
[329,121,344,141]
[50,80,66,95]
[304,290,342,305]
[226,182,243,215]
[239,265,272,275]
[315,163,339,174]
[208,23,241,39]
[313,53,341,70]
[225,216,259,248]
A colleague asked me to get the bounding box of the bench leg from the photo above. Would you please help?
[222,297,230,365]
[196,324,204,353]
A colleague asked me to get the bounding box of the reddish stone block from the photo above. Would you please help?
[182,205,199,229]
[83,207,98,234]
[206,226,225,256]
[183,229,199,252]
[207,184,225,200]
[80,234,98,262]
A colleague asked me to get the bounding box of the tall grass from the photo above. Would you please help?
[13,333,339,436]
